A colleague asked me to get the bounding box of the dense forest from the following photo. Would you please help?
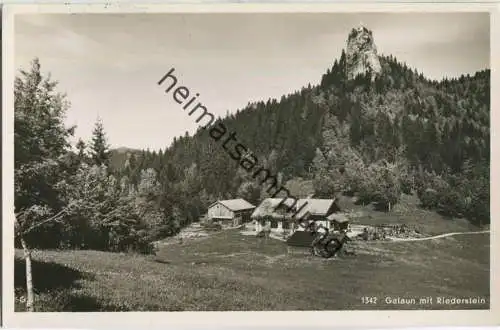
[15,45,490,254]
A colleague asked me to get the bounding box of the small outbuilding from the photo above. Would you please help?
[207,199,256,227]
[286,230,316,248]
[327,213,350,231]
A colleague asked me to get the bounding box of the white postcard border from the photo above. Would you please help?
[2,2,499,328]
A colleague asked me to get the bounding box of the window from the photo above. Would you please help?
[271,220,278,228]
[282,221,290,229]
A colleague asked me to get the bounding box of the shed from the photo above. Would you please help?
[327,213,350,231]
[207,199,256,227]
[286,230,316,248]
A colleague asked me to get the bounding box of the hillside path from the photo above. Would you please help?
[388,230,490,242]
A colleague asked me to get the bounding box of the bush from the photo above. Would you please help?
[438,188,465,217]
[147,225,174,241]
[415,165,490,225]
[419,188,439,209]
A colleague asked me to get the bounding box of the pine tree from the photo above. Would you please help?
[89,118,110,167]
[76,138,88,164]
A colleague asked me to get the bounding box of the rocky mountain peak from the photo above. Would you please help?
[345,24,382,80]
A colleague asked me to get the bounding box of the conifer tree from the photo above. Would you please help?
[76,138,88,164]
[89,118,110,167]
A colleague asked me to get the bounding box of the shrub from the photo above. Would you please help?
[419,188,439,209]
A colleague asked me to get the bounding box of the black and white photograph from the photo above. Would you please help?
[2,2,499,328]
[0,5,3,324]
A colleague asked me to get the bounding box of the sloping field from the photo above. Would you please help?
[15,228,490,312]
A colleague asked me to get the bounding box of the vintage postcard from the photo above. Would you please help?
[2,2,499,328]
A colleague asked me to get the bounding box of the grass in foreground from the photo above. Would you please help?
[15,227,490,311]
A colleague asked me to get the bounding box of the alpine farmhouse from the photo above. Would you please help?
[206,199,256,227]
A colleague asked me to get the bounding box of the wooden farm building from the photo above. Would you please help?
[250,198,296,233]
[327,213,350,231]
[207,199,256,227]
[293,198,341,231]
[251,197,344,235]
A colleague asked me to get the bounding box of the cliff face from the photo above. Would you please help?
[346,24,382,80]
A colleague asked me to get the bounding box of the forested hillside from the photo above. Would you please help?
[115,50,489,227]
[15,26,490,255]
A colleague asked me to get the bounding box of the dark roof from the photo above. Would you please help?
[208,199,256,212]
[286,230,316,247]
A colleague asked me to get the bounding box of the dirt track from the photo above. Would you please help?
[387,230,490,242]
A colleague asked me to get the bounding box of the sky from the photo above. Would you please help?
[15,13,490,151]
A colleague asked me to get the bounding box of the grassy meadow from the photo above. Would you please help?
[14,210,490,312]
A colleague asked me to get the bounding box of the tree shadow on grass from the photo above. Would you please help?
[14,257,125,312]
[15,257,91,291]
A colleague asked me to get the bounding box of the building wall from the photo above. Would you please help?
[254,218,294,234]
[253,218,341,233]
[235,210,253,224]
[207,203,234,220]
[332,221,350,231]
[293,220,330,232]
